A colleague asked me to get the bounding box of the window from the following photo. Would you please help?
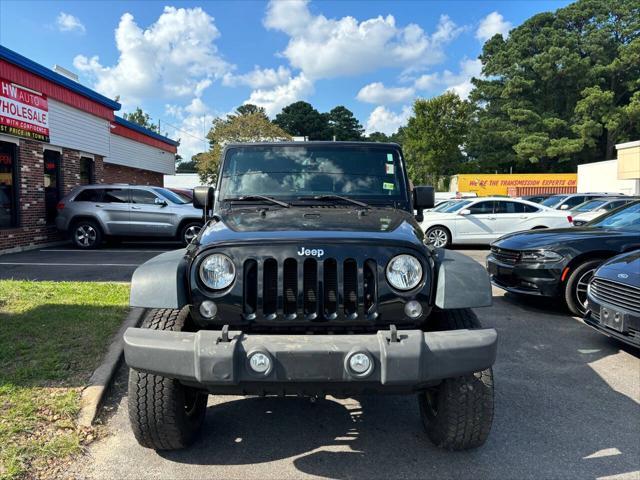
[103,189,129,203]
[44,150,61,224]
[562,196,587,208]
[153,187,189,204]
[494,201,540,214]
[80,157,94,185]
[604,200,627,211]
[130,189,159,204]
[468,201,494,214]
[0,141,18,228]
[74,189,104,202]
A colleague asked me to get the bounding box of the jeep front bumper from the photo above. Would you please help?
[123,327,497,394]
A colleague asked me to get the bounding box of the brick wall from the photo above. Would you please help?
[103,163,164,186]
[0,139,106,252]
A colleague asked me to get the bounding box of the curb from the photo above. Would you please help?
[77,307,147,427]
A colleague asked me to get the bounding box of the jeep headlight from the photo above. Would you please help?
[386,254,423,291]
[520,250,564,263]
[199,254,236,290]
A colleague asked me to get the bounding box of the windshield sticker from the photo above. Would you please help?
[385,164,395,175]
[383,182,395,190]
[386,153,394,162]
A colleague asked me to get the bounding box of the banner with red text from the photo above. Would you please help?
[0,78,50,142]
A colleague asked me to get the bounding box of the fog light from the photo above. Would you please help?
[348,352,373,376]
[404,300,423,319]
[199,300,217,318]
[248,352,272,374]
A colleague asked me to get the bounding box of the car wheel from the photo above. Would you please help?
[71,220,102,249]
[180,222,202,246]
[419,309,494,450]
[425,226,451,248]
[564,259,603,316]
[128,308,208,450]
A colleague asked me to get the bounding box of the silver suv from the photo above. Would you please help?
[56,185,204,249]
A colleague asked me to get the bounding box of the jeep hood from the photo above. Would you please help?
[198,207,426,248]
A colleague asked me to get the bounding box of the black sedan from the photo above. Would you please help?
[584,250,640,347]
[487,200,640,316]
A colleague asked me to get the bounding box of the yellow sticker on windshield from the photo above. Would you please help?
[383,182,394,190]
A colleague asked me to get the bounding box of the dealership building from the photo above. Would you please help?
[0,45,178,252]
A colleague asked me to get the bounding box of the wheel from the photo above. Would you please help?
[419,309,494,450]
[426,226,451,248]
[128,308,208,450]
[180,221,202,246]
[564,259,603,316]
[71,219,102,249]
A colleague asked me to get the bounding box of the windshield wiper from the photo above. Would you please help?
[297,194,370,208]
[226,195,290,208]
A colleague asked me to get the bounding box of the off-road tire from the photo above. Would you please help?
[419,308,494,450]
[564,259,603,316]
[70,219,102,249]
[128,308,208,450]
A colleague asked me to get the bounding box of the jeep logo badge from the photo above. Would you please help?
[297,247,324,257]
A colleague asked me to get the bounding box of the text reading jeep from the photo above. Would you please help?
[124,142,497,451]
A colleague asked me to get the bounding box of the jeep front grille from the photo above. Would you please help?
[242,257,378,321]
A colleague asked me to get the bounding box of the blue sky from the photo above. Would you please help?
[0,0,571,159]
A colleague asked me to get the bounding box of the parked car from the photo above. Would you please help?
[540,192,623,211]
[420,197,573,248]
[518,194,554,204]
[168,187,193,202]
[584,250,640,348]
[56,185,204,249]
[123,141,497,452]
[487,200,640,316]
[571,197,637,226]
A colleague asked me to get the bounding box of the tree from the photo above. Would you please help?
[122,107,159,132]
[273,101,331,140]
[197,111,291,184]
[234,104,266,117]
[403,93,472,186]
[469,0,640,171]
[176,160,197,173]
[327,106,364,140]
[366,132,390,142]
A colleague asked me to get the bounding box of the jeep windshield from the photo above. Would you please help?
[218,144,408,207]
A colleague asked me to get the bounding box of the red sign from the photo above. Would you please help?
[0,78,50,142]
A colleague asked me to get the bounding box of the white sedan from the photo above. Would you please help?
[420,197,573,248]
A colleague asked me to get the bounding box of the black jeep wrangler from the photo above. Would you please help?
[124,142,497,451]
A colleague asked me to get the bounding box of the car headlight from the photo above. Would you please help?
[520,250,564,263]
[199,254,236,290]
[386,254,423,290]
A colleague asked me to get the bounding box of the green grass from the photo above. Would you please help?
[0,281,129,480]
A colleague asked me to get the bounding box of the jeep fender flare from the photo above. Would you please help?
[130,249,190,309]
[433,249,492,309]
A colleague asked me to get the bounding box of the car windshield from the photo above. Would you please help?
[218,145,406,204]
[441,200,472,212]
[153,187,189,204]
[432,200,456,212]
[541,195,568,207]
[573,199,607,212]
[588,202,640,230]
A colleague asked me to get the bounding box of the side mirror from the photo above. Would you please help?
[193,186,215,211]
[559,204,569,210]
[154,198,167,207]
[413,186,435,210]
[458,208,471,216]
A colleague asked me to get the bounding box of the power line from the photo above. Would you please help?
[159,120,209,142]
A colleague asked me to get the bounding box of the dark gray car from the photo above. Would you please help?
[56,184,204,248]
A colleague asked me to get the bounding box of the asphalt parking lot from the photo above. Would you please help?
[64,247,640,480]
[0,243,178,282]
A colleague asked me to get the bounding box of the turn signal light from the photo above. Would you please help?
[56,202,65,211]
[567,215,573,223]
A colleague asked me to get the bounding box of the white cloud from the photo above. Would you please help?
[73,7,230,106]
[263,0,463,80]
[223,66,292,89]
[476,11,512,42]
[56,12,85,33]
[364,105,412,135]
[414,58,482,100]
[356,82,414,104]
[245,73,314,116]
[164,98,217,161]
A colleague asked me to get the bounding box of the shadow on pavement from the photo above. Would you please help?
[157,297,640,479]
